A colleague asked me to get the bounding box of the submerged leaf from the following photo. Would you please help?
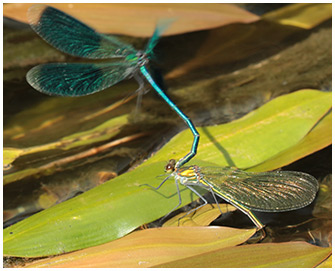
[4,114,129,184]
[263,3,332,29]
[3,148,24,169]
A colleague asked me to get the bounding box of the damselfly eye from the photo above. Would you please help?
[165,159,176,172]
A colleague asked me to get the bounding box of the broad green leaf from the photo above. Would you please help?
[3,89,330,257]
[154,242,332,268]
[3,160,178,257]
[151,89,331,169]
[248,110,331,172]
[24,227,256,268]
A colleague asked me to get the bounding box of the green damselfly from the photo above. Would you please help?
[156,159,319,231]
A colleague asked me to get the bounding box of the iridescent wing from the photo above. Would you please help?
[198,167,319,212]
[26,63,136,96]
[27,4,137,59]
[145,18,175,57]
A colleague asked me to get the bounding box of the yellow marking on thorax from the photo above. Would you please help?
[179,168,196,178]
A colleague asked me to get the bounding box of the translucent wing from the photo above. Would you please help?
[26,63,136,96]
[27,4,137,59]
[145,18,175,57]
[198,167,319,212]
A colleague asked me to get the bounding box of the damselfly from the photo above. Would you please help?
[26,4,199,168]
[156,159,319,230]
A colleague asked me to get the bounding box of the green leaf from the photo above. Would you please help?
[248,110,331,172]
[151,89,331,169]
[3,89,331,257]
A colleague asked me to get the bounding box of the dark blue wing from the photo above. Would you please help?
[27,4,137,59]
[26,63,136,96]
[145,18,174,57]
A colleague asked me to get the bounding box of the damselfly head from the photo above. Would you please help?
[136,51,149,66]
[165,159,176,173]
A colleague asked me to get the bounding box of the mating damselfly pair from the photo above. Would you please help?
[26,4,319,233]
